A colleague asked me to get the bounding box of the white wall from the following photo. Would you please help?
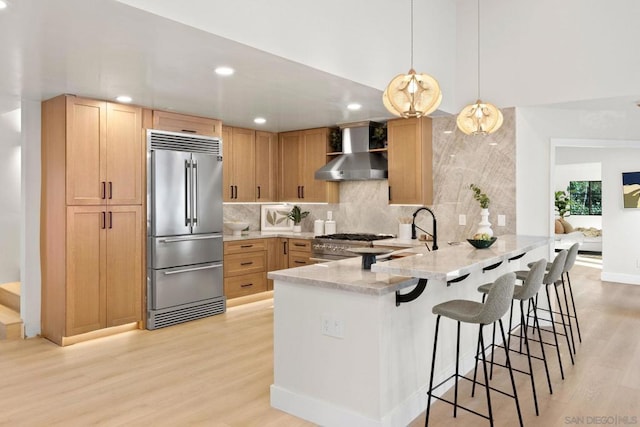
[21,100,41,337]
[0,108,22,284]
[517,106,640,284]
[554,160,602,229]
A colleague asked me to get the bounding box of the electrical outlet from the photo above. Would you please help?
[321,314,344,339]
[459,214,466,226]
[498,215,506,227]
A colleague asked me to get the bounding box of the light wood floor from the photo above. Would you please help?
[1,262,639,426]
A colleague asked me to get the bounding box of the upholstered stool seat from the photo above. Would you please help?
[425,272,523,427]
[476,259,552,416]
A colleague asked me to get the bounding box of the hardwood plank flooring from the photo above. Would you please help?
[1,262,639,426]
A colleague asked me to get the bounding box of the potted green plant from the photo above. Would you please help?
[554,190,571,218]
[287,205,309,232]
[469,184,493,237]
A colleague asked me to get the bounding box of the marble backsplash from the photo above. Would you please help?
[223,108,516,242]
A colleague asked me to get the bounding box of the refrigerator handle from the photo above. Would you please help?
[192,159,198,226]
[184,159,191,227]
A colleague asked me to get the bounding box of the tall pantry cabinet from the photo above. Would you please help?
[41,95,144,346]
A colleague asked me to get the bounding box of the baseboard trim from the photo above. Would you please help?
[601,272,640,285]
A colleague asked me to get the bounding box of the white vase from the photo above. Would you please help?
[476,208,493,237]
[293,224,302,233]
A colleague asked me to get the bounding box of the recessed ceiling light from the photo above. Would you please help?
[347,103,362,111]
[215,66,235,76]
[443,130,453,134]
[0,1,8,10]
[489,142,498,146]
[254,117,266,125]
[116,95,132,103]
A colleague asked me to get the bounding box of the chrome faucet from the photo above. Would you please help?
[411,207,438,251]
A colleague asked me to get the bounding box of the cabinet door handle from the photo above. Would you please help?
[108,211,113,229]
[388,186,392,201]
[234,185,238,199]
[101,211,106,229]
[257,186,261,199]
[301,186,304,199]
[108,182,113,199]
[283,240,288,255]
[240,244,253,248]
[293,243,306,247]
[181,129,197,134]
[240,261,254,266]
[240,283,253,288]
[294,260,306,265]
[101,181,106,199]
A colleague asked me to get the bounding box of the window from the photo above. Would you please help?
[569,180,602,215]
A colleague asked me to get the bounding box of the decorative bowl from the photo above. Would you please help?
[225,221,249,236]
[467,237,497,249]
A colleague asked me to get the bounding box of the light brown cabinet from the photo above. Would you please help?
[66,205,142,336]
[222,126,256,202]
[255,131,278,202]
[66,98,143,206]
[278,128,339,203]
[223,240,268,299]
[41,94,144,346]
[223,127,278,202]
[152,110,222,138]
[387,117,433,205]
[287,238,313,267]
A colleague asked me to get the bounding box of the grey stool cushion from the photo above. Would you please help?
[477,259,546,301]
[433,272,516,325]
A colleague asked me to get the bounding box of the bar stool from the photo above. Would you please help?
[519,250,574,379]
[530,243,581,354]
[425,272,523,427]
[475,258,552,416]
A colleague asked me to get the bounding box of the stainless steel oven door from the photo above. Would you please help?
[149,262,223,310]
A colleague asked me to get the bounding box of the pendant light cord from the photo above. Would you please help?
[477,0,481,100]
[410,0,414,69]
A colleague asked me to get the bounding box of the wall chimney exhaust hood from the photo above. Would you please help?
[315,121,387,181]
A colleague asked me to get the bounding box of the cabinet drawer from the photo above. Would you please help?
[224,252,266,277]
[289,251,313,267]
[149,262,223,310]
[224,272,267,299]
[288,238,311,253]
[153,110,221,138]
[224,239,267,255]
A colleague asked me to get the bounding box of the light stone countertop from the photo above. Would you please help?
[268,256,419,296]
[223,231,315,242]
[371,234,551,281]
[372,237,431,248]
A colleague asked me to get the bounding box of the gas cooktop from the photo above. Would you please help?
[314,233,395,242]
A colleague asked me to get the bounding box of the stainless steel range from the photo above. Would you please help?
[311,233,395,262]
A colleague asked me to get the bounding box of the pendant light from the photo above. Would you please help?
[383,0,442,118]
[456,0,503,135]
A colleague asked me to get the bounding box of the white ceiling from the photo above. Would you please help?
[0,0,395,132]
[2,0,640,133]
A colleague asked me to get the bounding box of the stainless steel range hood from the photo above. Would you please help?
[314,121,387,181]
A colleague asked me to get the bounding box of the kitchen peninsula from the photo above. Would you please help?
[268,234,550,427]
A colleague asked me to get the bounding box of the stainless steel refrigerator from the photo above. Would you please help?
[147,130,225,329]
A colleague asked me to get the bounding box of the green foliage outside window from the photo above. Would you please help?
[569,181,602,215]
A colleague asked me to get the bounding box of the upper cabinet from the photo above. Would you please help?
[387,117,433,205]
[152,110,222,138]
[66,97,143,206]
[223,126,256,202]
[223,126,279,202]
[255,131,278,202]
[278,128,339,203]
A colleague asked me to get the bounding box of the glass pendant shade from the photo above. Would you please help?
[383,69,442,118]
[456,99,504,135]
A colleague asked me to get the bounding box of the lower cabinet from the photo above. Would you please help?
[66,205,143,337]
[288,238,313,267]
[223,239,267,299]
